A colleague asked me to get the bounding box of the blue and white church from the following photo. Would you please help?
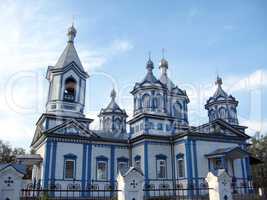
[30,25,252,193]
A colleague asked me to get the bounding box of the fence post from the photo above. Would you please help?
[117,167,144,200]
[206,169,232,200]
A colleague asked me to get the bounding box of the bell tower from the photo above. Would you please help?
[46,25,89,117]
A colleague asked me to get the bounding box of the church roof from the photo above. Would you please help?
[54,42,84,71]
[132,58,165,92]
[206,76,237,105]
[0,163,27,175]
[99,89,127,116]
[205,146,250,159]
[51,25,85,72]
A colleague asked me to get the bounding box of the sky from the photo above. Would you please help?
[0,0,266,150]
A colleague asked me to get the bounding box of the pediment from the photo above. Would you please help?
[211,120,249,138]
[198,119,249,139]
[45,119,99,138]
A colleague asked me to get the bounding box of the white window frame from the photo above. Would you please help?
[117,161,128,174]
[96,160,108,180]
[156,159,167,179]
[64,159,75,179]
[176,158,185,178]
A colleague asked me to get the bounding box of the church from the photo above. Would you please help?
[29,24,252,195]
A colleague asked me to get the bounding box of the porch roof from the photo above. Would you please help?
[205,146,251,159]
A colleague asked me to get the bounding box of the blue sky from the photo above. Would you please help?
[0,0,266,150]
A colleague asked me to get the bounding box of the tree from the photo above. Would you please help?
[0,140,26,163]
[249,132,267,187]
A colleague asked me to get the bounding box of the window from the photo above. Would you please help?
[149,122,154,129]
[142,94,150,109]
[157,159,167,178]
[96,161,108,180]
[64,77,77,102]
[117,157,129,174]
[173,102,182,118]
[214,158,223,170]
[157,123,163,130]
[63,153,77,179]
[134,155,141,169]
[177,159,185,178]
[166,124,171,131]
[96,156,108,180]
[114,118,122,132]
[65,160,75,179]
[156,154,167,179]
[219,107,226,119]
[176,153,185,178]
[140,123,144,130]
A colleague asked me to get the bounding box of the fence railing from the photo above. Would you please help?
[21,188,120,200]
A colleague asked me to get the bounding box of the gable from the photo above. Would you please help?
[197,119,249,139]
[0,165,25,178]
[45,119,99,138]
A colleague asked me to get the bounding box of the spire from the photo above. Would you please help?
[213,75,228,98]
[146,51,154,72]
[110,88,116,101]
[215,75,223,87]
[53,25,86,72]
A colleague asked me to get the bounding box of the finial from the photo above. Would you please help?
[110,89,116,100]
[67,22,77,43]
[72,15,75,26]
[215,75,223,86]
[162,48,165,59]
[146,52,154,71]
[159,48,168,69]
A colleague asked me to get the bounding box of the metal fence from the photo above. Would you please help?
[21,188,120,200]
[143,178,211,200]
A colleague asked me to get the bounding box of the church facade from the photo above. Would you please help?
[30,25,252,194]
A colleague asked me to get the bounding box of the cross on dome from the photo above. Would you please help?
[110,89,116,100]
[215,75,223,86]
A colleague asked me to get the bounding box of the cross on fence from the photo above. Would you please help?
[130,180,138,189]
[4,177,14,187]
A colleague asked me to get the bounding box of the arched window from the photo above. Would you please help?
[104,118,111,132]
[134,155,141,169]
[152,97,158,109]
[230,108,236,119]
[176,153,185,178]
[156,154,167,179]
[142,94,150,109]
[114,118,122,132]
[64,77,77,102]
[173,102,182,118]
[209,109,216,121]
[64,153,77,179]
[117,157,129,174]
[96,156,108,180]
[219,107,226,119]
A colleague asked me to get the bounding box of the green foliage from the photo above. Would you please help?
[0,139,26,163]
[41,192,49,200]
[249,132,267,187]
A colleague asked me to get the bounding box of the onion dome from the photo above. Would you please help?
[159,58,168,70]
[205,76,239,125]
[67,24,77,43]
[99,89,127,115]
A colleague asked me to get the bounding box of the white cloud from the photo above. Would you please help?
[241,120,267,136]
[185,69,267,127]
[229,70,267,92]
[0,1,134,73]
[0,1,134,149]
